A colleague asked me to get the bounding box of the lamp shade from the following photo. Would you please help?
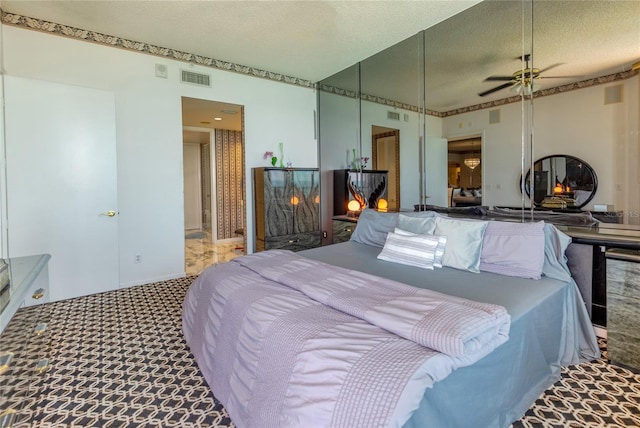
[347,200,361,212]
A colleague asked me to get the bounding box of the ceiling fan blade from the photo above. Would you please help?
[538,75,585,79]
[478,82,514,97]
[537,63,563,74]
[484,75,514,82]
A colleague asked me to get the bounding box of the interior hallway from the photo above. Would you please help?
[185,230,243,276]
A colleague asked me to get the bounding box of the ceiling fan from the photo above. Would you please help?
[478,54,578,97]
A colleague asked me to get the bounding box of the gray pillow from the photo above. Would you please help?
[350,209,438,248]
[479,221,545,279]
[349,209,399,247]
[396,214,438,235]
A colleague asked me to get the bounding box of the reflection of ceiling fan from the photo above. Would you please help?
[479,54,579,97]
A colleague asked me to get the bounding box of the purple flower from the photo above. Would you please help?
[263,151,274,160]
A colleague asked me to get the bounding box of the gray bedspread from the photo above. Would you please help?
[300,241,601,427]
[183,250,511,428]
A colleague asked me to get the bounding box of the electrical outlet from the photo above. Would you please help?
[322,231,328,238]
[135,254,141,263]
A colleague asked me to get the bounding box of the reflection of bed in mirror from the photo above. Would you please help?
[450,187,482,207]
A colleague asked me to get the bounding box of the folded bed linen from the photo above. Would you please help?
[183,249,511,428]
[300,241,600,427]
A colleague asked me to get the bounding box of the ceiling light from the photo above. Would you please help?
[214,117,223,121]
[200,121,211,125]
[464,158,480,170]
[523,82,534,96]
[221,109,237,115]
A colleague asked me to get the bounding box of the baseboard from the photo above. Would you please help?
[214,237,243,244]
[119,272,187,289]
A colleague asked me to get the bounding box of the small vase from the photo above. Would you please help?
[351,148,360,171]
[279,143,285,168]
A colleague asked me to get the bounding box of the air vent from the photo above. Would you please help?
[387,111,400,121]
[180,70,211,87]
[604,84,623,105]
[489,109,501,124]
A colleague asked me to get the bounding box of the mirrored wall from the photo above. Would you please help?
[318,0,639,242]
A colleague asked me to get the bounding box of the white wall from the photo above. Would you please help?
[318,92,442,239]
[0,20,6,257]
[361,101,443,210]
[183,143,202,231]
[442,105,525,209]
[442,76,640,219]
[2,26,317,287]
[533,78,639,222]
[318,92,359,243]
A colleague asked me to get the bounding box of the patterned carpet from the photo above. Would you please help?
[1,276,638,427]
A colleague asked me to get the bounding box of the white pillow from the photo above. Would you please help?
[434,217,488,273]
[393,228,447,268]
[377,231,446,270]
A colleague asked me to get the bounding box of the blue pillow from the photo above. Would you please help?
[434,217,488,273]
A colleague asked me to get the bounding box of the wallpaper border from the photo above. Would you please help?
[320,69,638,118]
[2,9,637,118]
[0,10,316,89]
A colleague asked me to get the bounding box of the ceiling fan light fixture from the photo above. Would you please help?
[523,83,534,96]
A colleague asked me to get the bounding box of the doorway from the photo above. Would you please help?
[181,97,246,275]
[372,126,400,211]
[447,136,482,207]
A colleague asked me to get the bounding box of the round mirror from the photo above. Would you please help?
[523,155,598,209]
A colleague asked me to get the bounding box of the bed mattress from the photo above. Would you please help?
[299,241,599,427]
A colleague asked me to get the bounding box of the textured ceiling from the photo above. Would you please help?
[2,0,638,116]
[325,0,640,112]
[0,0,480,82]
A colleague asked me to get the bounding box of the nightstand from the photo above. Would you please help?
[332,215,358,244]
[0,254,51,426]
[606,248,640,371]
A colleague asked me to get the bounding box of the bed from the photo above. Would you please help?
[450,187,482,207]
[183,209,600,428]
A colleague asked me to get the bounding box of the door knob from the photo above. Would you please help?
[100,210,117,217]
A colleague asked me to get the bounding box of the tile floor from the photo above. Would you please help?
[185,230,244,276]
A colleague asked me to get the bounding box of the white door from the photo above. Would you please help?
[425,137,449,207]
[183,143,202,231]
[4,76,119,302]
